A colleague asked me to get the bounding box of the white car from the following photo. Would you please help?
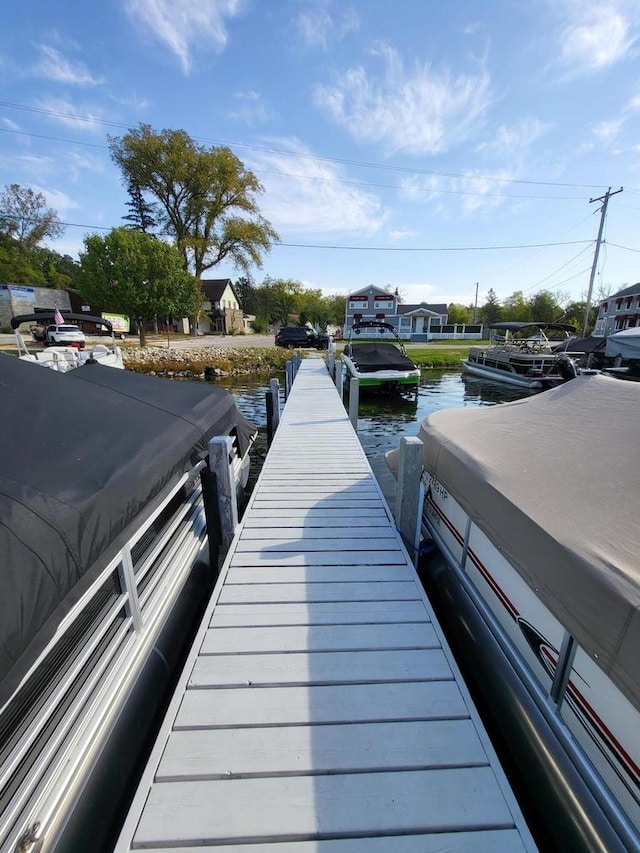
[45,324,86,348]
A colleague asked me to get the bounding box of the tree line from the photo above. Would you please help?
[1,125,609,341]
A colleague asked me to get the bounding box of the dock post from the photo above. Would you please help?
[348,377,359,430]
[326,342,336,375]
[335,358,343,397]
[269,377,280,433]
[395,436,424,565]
[265,390,274,447]
[285,360,293,399]
[207,436,238,554]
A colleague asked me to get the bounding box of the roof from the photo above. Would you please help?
[348,285,395,298]
[200,278,238,304]
[397,303,448,316]
[603,283,640,301]
[0,356,256,704]
[411,375,640,712]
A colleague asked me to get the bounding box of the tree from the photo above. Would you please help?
[501,290,531,322]
[235,274,258,314]
[527,290,562,323]
[79,228,201,346]
[122,179,157,233]
[108,124,279,278]
[477,288,502,327]
[0,183,64,251]
[447,303,473,324]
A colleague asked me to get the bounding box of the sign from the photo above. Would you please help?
[4,285,35,301]
[102,313,130,333]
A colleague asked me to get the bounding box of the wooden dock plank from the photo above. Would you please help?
[208,600,430,626]
[218,580,420,600]
[157,719,489,780]
[130,831,529,853]
[225,565,411,583]
[189,648,453,688]
[175,681,469,729]
[199,622,439,654]
[131,768,516,847]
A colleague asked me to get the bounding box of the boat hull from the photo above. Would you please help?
[341,356,420,390]
[421,475,640,850]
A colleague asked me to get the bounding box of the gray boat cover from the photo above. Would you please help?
[605,329,640,360]
[388,375,640,711]
[0,355,256,701]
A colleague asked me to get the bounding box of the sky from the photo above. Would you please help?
[1,0,640,309]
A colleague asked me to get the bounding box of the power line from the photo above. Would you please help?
[0,99,613,191]
[277,240,592,252]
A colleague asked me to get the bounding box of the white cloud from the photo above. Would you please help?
[398,169,516,216]
[295,4,359,50]
[30,184,79,216]
[478,117,550,156]
[31,96,108,132]
[125,0,243,74]
[1,117,21,131]
[246,138,386,235]
[228,90,271,125]
[314,44,491,155]
[31,44,102,86]
[558,3,636,73]
[592,118,624,140]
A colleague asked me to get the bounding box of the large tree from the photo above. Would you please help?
[108,125,279,278]
[79,228,201,346]
[0,183,64,251]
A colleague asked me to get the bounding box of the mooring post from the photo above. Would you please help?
[396,436,424,566]
[335,357,343,397]
[285,360,293,399]
[265,390,274,447]
[207,435,238,554]
[269,377,280,433]
[348,377,359,430]
[326,342,335,375]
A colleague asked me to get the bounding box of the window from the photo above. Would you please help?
[399,317,411,328]
[349,296,369,309]
[374,298,394,310]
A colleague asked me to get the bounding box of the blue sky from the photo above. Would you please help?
[1,0,640,308]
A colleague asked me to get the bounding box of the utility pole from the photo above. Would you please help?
[472,282,479,324]
[582,186,623,338]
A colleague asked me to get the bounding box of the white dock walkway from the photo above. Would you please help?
[116,358,536,851]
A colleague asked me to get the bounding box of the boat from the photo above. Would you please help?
[341,319,420,392]
[11,311,125,370]
[386,374,640,851]
[0,355,257,853]
[462,321,581,389]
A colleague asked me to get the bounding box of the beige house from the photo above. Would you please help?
[199,279,245,334]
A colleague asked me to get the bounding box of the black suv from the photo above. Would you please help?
[275,326,331,349]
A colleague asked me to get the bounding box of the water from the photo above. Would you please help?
[215,369,534,476]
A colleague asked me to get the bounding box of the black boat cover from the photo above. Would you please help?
[349,343,417,373]
[0,356,256,698]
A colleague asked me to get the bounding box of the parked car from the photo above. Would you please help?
[275,326,331,349]
[45,324,86,348]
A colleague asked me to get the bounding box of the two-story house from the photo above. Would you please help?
[593,283,640,337]
[344,285,449,341]
[199,279,246,334]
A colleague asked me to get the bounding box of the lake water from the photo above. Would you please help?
[216,369,534,483]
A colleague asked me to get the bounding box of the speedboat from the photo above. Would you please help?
[462,321,581,389]
[341,319,420,392]
[386,374,640,851]
[0,356,257,853]
[11,311,125,370]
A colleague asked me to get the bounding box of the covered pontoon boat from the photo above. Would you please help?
[0,356,256,852]
[387,374,640,851]
[341,320,420,392]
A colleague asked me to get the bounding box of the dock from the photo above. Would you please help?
[116,357,536,851]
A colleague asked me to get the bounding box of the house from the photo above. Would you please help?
[344,285,452,341]
[593,283,640,337]
[199,279,245,334]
